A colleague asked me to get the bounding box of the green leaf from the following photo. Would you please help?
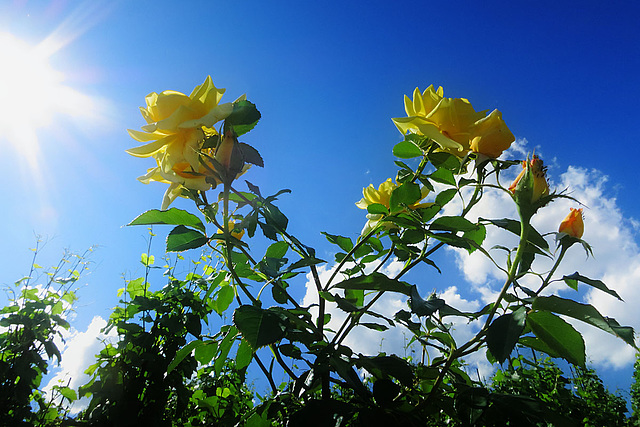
[266,241,289,259]
[226,99,261,136]
[126,277,147,299]
[393,140,422,158]
[333,272,411,295]
[518,336,561,358]
[215,327,238,374]
[168,340,204,373]
[562,272,622,301]
[263,203,288,231]
[435,188,457,207]
[166,225,208,252]
[236,338,253,369]
[233,305,287,350]
[409,285,444,316]
[213,285,235,315]
[464,224,486,254]
[321,232,354,252]
[480,218,549,250]
[532,295,636,348]
[56,386,77,402]
[285,257,326,272]
[428,152,461,171]
[527,310,586,367]
[128,208,206,233]
[485,308,526,364]
[431,216,479,233]
[360,322,388,331]
[195,341,218,365]
[390,182,421,212]
[429,168,456,186]
[356,355,414,386]
[367,203,388,215]
[238,142,264,167]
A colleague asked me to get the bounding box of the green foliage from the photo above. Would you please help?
[4,83,638,426]
[491,355,629,426]
[0,245,89,425]
[79,272,213,425]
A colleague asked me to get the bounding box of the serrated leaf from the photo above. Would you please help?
[409,285,444,316]
[233,305,287,350]
[226,100,261,136]
[285,257,326,272]
[431,216,478,232]
[238,142,264,167]
[166,225,208,252]
[266,241,289,259]
[245,180,262,196]
[213,285,235,315]
[480,218,549,250]
[533,295,636,348]
[236,338,253,369]
[518,336,561,358]
[360,322,388,331]
[195,341,218,365]
[562,272,622,301]
[435,188,458,207]
[390,182,421,212]
[333,272,411,295]
[485,308,526,364]
[527,310,586,367]
[128,208,206,233]
[167,340,204,373]
[321,232,353,252]
[393,140,422,158]
[367,203,388,215]
[429,168,456,186]
[428,152,461,171]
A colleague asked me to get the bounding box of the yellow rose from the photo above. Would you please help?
[355,178,431,234]
[393,86,514,158]
[127,76,247,208]
[558,208,584,239]
[217,220,245,240]
[127,76,233,165]
[508,155,549,203]
[470,109,515,158]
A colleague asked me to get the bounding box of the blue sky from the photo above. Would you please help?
[1,0,639,403]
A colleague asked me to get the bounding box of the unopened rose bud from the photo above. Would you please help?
[558,208,584,239]
[509,155,549,203]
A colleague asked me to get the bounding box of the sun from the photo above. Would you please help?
[0,31,95,178]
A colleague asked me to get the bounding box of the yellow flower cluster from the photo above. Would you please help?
[126,76,242,209]
[355,178,431,235]
[392,85,515,158]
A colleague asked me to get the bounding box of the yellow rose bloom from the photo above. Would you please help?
[508,155,549,203]
[127,76,233,165]
[127,76,248,209]
[393,85,514,158]
[558,208,584,239]
[355,178,431,234]
[470,109,515,158]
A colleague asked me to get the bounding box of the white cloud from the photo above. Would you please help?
[45,315,117,412]
[446,157,640,369]
[302,147,640,377]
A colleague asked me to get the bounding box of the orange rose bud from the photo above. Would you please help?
[558,208,584,239]
[508,155,549,203]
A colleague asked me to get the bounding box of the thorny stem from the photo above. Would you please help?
[536,244,568,295]
[427,207,531,401]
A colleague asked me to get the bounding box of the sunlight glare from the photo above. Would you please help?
[0,31,96,179]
